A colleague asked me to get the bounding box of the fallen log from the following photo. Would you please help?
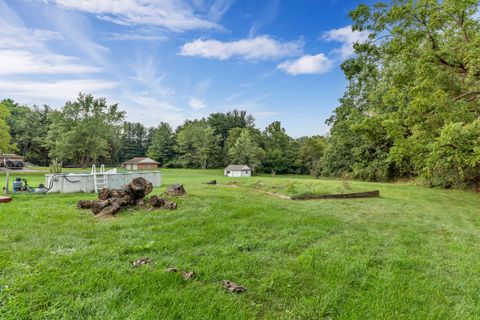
[163,201,177,210]
[90,199,111,214]
[96,201,122,217]
[131,178,153,198]
[77,200,94,209]
[149,195,166,207]
[98,188,111,200]
[77,177,153,217]
[148,195,177,210]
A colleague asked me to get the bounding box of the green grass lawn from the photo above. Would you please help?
[225,177,373,197]
[1,169,480,319]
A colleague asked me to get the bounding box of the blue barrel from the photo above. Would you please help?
[12,179,22,192]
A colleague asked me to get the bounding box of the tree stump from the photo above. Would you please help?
[165,184,186,196]
[148,195,177,210]
[149,195,166,207]
[77,177,153,217]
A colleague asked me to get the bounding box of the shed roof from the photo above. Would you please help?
[225,164,251,171]
[123,157,159,165]
[0,153,23,159]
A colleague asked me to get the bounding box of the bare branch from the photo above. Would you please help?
[454,91,480,100]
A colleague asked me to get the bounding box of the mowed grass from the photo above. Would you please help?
[226,177,372,197]
[1,169,480,319]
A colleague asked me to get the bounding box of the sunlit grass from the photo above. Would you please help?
[227,178,373,197]
[1,169,480,319]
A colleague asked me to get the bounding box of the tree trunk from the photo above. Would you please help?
[77,177,153,217]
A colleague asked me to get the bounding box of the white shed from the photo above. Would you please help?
[224,165,251,177]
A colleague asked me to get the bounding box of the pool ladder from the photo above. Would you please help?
[91,164,108,193]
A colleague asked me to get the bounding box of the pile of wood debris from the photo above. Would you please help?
[77,177,183,217]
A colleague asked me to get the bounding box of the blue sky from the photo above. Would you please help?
[0,0,376,137]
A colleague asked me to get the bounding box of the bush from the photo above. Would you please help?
[423,121,480,189]
[49,158,63,173]
[341,172,352,191]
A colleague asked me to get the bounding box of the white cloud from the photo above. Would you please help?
[0,4,115,105]
[277,53,333,75]
[207,0,237,22]
[0,0,192,131]
[179,35,303,60]
[49,0,224,32]
[130,55,174,96]
[248,0,280,38]
[188,97,208,110]
[194,77,212,94]
[0,8,104,76]
[0,23,61,49]
[322,25,370,59]
[224,91,246,102]
[114,92,186,127]
[0,50,101,75]
[0,79,119,102]
[45,7,112,71]
[105,32,168,41]
[217,92,273,115]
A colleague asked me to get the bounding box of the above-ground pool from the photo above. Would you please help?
[45,171,161,193]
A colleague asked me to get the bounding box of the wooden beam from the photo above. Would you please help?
[291,190,380,200]
[4,170,9,195]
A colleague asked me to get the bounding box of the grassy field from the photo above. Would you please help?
[1,169,480,319]
[225,178,373,197]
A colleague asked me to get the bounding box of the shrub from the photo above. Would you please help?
[341,172,352,191]
[423,121,480,189]
[49,158,63,173]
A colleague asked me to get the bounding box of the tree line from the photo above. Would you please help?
[323,0,480,189]
[1,0,479,189]
[0,94,326,176]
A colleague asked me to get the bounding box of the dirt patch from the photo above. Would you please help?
[133,257,155,267]
[165,267,195,280]
[223,280,246,293]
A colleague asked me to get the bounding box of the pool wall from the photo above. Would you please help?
[45,171,161,193]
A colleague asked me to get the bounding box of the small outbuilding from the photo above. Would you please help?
[0,153,24,169]
[122,157,159,170]
[224,164,251,177]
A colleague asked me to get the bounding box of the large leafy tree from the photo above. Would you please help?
[297,136,327,176]
[228,128,264,171]
[118,122,150,162]
[0,101,13,154]
[207,110,255,148]
[262,121,297,174]
[147,122,175,166]
[46,93,125,167]
[325,0,480,187]
[3,99,51,165]
[175,120,220,169]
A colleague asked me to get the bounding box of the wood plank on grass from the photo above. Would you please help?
[291,190,380,200]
